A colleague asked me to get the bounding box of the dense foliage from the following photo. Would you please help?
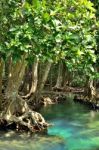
[0,0,97,67]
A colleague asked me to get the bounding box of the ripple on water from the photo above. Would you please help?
[1,101,99,150]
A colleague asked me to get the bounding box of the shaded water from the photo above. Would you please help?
[1,99,99,150]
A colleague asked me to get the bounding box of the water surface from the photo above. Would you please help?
[0,99,99,150]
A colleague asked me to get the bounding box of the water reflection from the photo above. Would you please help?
[41,100,99,150]
[0,100,99,150]
[0,131,65,150]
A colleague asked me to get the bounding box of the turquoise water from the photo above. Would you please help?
[1,99,99,150]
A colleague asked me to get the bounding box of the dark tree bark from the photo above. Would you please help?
[0,58,4,110]
[54,61,63,88]
[84,76,96,102]
[22,58,39,99]
[31,61,52,103]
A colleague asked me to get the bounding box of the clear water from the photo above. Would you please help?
[1,99,99,150]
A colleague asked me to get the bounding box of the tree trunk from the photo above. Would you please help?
[3,57,11,90]
[63,64,72,88]
[54,61,63,88]
[62,64,68,88]
[5,56,26,99]
[31,61,52,103]
[19,66,32,95]
[22,58,39,98]
[0,58,4,110]
[38,61,52,92]
[0,55,49,132]
[84,76,96,102]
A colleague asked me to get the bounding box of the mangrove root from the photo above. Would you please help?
[0,95,49,132]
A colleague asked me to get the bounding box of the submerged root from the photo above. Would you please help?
[4,111,48,132]
[0,95,49,132]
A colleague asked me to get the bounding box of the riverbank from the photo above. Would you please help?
[0,87,99,133]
